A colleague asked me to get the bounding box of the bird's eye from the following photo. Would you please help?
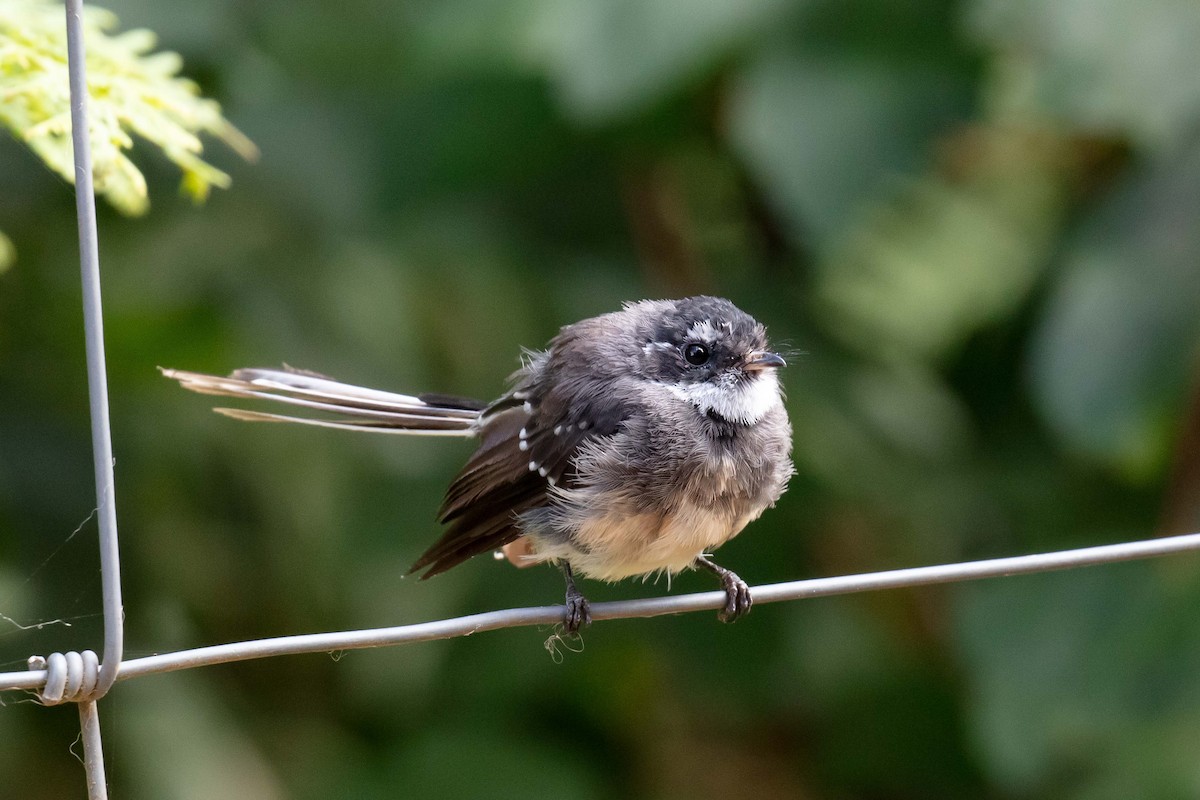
[683,343,711,366]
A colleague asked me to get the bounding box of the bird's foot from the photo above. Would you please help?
[561,563,592,634]
[564,590,591,635]
[695,555,753,623]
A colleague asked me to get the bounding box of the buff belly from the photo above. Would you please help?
[511,502,758,582]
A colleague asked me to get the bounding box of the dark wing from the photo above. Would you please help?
[408,385,626,578]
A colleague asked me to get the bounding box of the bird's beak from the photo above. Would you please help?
[743,350,786,371]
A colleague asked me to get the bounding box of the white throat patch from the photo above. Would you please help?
[667,371,781,425]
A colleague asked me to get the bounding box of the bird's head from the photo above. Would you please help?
[633,296,786,426]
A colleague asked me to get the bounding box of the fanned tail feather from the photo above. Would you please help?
[161,367,483,437]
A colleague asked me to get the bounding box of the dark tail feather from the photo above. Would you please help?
[409,515,525,579]
[161,366,482,436]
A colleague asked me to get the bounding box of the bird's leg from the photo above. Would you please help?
[695,555,753,623]
[560,562,591,634]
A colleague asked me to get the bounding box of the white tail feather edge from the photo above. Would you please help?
[161,367,481,436]
[213,408,478,436]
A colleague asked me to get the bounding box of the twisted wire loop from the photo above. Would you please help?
[27,650,101,705]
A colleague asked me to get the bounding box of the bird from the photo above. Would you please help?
[162,296,794,633]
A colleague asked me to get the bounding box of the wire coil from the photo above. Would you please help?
[28,650,101,705]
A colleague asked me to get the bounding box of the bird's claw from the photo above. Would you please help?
[564,590,592,634]
[716,570,752,623]
[696,555,753,624]
[561,563,591,635]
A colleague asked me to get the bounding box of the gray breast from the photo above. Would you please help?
[518,393,793,581]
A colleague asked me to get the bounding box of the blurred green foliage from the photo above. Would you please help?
[0,0,255,230]
[3,1,1200,798]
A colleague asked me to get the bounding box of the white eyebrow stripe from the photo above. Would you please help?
[685,320,720,343]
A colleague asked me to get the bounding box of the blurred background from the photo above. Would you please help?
[4,0,1200,797]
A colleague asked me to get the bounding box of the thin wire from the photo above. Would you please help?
[65,0,123,699]
[3,529,1199,693]
[77,701,108,800]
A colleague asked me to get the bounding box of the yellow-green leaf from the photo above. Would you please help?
[0,0,257,219]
